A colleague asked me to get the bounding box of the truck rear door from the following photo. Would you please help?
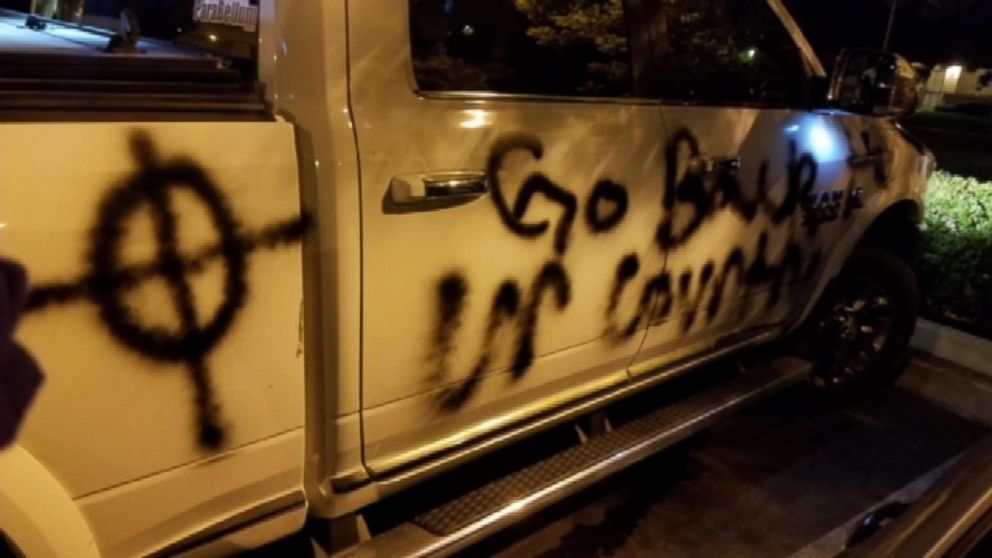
[1,7,308,554]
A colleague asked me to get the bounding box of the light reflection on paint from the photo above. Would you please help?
[460,109,492,129]
[784,118,843,163]
[809,124,836,160]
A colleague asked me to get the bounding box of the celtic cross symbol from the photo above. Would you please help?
[26,132,308,449]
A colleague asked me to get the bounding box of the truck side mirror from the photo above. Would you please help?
[828,48,921,118]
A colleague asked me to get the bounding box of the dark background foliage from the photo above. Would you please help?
[784,0,992,68]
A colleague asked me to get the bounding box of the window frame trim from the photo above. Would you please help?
[767,0,827,79]
[413,88,804,111]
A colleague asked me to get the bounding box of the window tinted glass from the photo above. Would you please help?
[409,0,633,97]
[641,0,807,105]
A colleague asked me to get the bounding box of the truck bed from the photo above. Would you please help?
[0,10,266,118]
[0,9,190,56]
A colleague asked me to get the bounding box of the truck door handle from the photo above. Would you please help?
[389,171,489,205]
[689,155,742,175]
[424,172,489,197]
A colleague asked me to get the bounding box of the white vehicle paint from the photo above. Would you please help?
[0,1,929,556]
[1,123,307,556]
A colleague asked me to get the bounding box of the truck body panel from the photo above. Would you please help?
[1,122,307,554]
[0,0,930,554]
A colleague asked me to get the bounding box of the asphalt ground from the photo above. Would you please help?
[465,355,990,558]
[249,354,989,557]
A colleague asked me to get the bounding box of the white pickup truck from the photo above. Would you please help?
[0,1,931,556]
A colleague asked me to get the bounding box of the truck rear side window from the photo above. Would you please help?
[408,0,634,98]
[0,1,262,114]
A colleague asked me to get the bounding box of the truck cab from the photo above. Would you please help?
[0,1,930,556]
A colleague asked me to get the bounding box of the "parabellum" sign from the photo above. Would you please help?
[193,0,259,33]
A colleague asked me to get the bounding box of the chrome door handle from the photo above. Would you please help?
[389,171,489,205]
[689,155,742,175]
[424,172,489,197]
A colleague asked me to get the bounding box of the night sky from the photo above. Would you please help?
[784,0,992,69]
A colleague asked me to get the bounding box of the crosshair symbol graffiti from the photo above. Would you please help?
[26,132,308,449]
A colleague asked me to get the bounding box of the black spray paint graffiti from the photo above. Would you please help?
[586,179,629,233]
[656,129,819,250]
[25,132,308,449]
[836,126,889,221]
[848,129,890,186]
[487,136,578,255]
[603,233,818,342]
[429,125,880,410]
[429,263,570,411]
[512,262,571,378]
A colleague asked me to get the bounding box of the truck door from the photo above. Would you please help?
[350,0,669,476]
[629,0,851,374]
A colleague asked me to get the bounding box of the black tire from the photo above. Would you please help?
[801,247,919,397]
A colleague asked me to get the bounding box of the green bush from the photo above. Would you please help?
[919,170,992,334]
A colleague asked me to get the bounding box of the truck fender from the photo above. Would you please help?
[791,194,924,332]
[0,445,100,558]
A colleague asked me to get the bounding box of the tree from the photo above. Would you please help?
[513,0,629,93]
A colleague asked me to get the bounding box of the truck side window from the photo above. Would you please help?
[639,0,807,106]
[408,0,633,98]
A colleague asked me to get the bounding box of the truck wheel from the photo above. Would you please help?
[805,247,919,395]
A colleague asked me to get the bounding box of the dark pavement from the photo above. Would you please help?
[469,358,988,558]
[250,356,989,558]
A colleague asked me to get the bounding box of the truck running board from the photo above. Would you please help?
[345,357,810,557]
